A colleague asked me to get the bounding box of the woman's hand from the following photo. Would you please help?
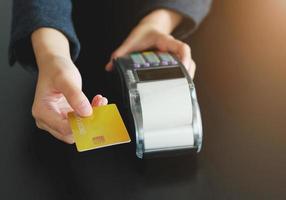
[106,9,196,78]
[32,28,108,144]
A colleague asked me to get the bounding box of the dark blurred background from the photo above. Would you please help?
[190,1,286,198]
[0,0,286,199]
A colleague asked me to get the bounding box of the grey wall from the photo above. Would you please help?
[0,0,12,70]
[0,0,35,122]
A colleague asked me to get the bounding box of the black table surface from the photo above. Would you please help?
[1,0,286,199]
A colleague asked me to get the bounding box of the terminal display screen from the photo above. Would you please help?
[136,67,184,81]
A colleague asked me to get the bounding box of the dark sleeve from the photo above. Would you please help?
[9,0,80,69]
[138,0,212,39]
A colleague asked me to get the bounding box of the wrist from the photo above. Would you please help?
[37,54,74,76]
[32,50,71,68]
[139,9,183,34]
[32,28,72,69]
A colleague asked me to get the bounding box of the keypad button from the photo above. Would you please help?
[157,52,178,65]
[133,63,141,68]
[143,63,150,67]
[151,63,160,67]
[130,53,147,66]
[170,60,178,65]
[161,61,169,66]
[142,51,161,66]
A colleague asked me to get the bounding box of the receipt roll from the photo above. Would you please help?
[113,51,203,159]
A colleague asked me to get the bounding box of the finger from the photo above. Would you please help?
[100,97,108,106]
[105,48,128,71]
[39,109,72,136]
[35,103,73,136]
[92,95,108,107]
[105,31,141,71]
[105,60,113,71]
[105,45,131,71]
[156,36,191,65]
[188,59,196,79]
[36,120,74,144]
[55,76,92,117]
[91,94,103,107]
[156,36,194,75]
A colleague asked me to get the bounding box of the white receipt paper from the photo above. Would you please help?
[137,78,194,150]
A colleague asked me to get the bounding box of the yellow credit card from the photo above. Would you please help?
[68,104,131,152]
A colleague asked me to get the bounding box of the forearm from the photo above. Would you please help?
[138,9,183,34]
[31,28,71,69]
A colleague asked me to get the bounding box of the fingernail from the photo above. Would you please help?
[99,99,104,106]
[105,61,111,69]
[99,97,108,106]
[95,94,102,99]
[102,97,108,105]
[105,60,113,71]
[92,95,102,105]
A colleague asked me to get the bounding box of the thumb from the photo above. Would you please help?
[105,38,136,71]
[56,77,92,117]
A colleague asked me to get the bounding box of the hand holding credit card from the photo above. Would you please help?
[68,104,131,152]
